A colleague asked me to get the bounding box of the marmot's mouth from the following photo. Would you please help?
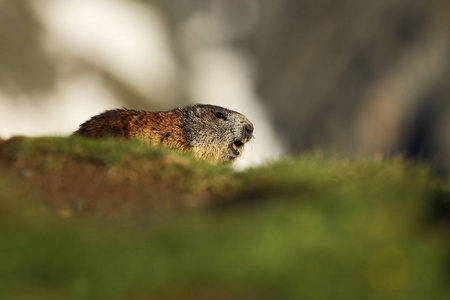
[230,138,248,158]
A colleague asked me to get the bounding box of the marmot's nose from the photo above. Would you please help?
[244,121,254,137]
[245,124,253,135]
[239,116,254,136]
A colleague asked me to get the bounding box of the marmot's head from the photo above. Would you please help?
[182,104,254,164]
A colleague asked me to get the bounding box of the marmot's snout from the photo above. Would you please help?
[230,118,254,158]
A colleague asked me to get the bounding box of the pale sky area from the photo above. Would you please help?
[0,0,283,168]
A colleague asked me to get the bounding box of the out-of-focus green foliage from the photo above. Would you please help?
[0,137,449,300]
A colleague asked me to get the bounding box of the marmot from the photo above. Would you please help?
[74,104,254,164]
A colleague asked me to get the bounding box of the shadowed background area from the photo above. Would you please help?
[1,0,449,170]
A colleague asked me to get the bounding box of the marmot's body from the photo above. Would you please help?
[74,104,254,164]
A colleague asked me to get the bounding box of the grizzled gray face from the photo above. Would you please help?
[208,105,254,158]
[183,104,254,163]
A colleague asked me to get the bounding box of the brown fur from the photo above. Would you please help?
[74,104,254,164]
[74,108,191,152]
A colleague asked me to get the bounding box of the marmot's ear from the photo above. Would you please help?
[194,106,203,118]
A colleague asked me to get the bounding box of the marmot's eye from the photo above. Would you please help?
[215,112,225,119]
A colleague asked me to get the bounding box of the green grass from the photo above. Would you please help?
[3,136,177,165]
[0,137,449,300]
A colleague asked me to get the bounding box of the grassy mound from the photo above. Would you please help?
[0,136,240,218]
[0,137,449,300]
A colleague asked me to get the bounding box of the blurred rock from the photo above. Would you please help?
[248,0,450,172]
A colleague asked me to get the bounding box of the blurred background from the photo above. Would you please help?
[1,0,449,171]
